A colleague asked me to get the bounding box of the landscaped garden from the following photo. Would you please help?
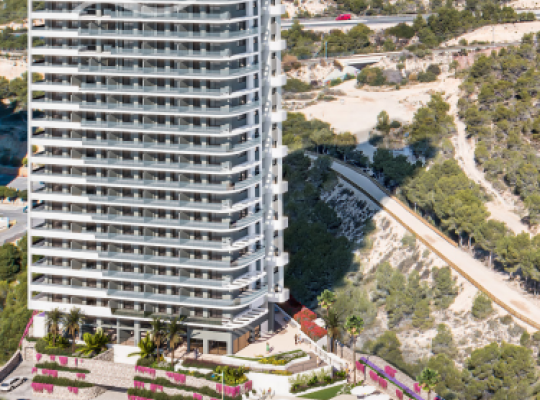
[229,349,307,365]
[288,368,346,393]
[298,384,346,400]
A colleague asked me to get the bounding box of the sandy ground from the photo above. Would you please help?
[300,77,460,159]
[445,21,540,45]
[0,58,26,80]
[508,0,540,8]
[285,0,331,18]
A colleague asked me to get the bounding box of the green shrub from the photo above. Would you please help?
[35,339,82,356]
[471,293,493,319]
[32,375,93,388]
[134,376,240,400]
[284,78,312,93]
[35,362,90,374]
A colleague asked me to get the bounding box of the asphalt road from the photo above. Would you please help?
[0,205,28,245]
[282,10,540,30]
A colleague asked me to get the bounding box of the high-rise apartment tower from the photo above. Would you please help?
[27,0,289,354]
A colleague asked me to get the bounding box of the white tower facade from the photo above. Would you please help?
[27,0,288,354]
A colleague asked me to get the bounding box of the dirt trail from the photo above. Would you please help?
[448,92,530,234]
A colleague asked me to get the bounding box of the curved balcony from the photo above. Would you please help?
[32,135,260,155]
[32,82,255,99]
[30,280,268,310]
[31,226,263,252]
[31,242,266,271]
[32,209,263,232]
[32,64,259,79]
[32,99,259,118]
[32,27,258,42]
[31,261,266,290]
[31,171,261,194]
[32,154,258,175]
[33,10,253,23]
[31,191,260,213]
[31,118,256,137]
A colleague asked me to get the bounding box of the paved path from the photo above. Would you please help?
[327,158,540,330]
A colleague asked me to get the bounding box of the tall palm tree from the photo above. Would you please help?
[417,368,440,400]
[62,308,85,353]
[128,335,156,359]
[150,317,165,361]
[166,316,186,369]
[317,289,336,352]
[345,315,364,384]
[46,308,62,347]
[322,307,343,355]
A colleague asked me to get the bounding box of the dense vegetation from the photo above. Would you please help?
[364,331,539,400]
[283,152,354,304]
[0,235,32,361]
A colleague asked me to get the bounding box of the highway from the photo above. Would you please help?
[310,154,540,330]
[282,10,540,30]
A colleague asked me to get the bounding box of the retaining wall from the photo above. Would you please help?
[0,350,21,382]
[32,385,106,400]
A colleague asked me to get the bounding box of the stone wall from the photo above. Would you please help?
[0,350,21,382]
[32,385,106,400]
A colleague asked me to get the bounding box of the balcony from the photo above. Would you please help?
[271,110,287,123]
[33,63,259,79]
[270,74,286,87]
[272,216,288,230]
[31,226,263,251]
[32,136,260,155]
[271,145,288,158]
[32,99,259,117]
[269,40,286,52]
[269,4,287,15]
[266,252,289,267]
[33,10,249,21]
[32,27,258,41]
[271,181,288,195]
[106,285,267,309]
[32,209,263,232]
[31,191,259,213]
[31,261,266,290]
[31,171,261,194]
[267,287,289,303]
[31,118,255,136]
[32,154,257,174]
[31,242,266,270]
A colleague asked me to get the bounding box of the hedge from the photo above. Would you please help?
[35,340,83,356]
[134,376,240,400]
[32,375,94,388]
[128,388,226,400]
[35,362,90,374]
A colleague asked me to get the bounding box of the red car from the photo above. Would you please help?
[336,14,351,20]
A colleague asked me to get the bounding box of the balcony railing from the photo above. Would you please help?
[33,99,259,116]
[31,241,266,269]
[31,171,261,193]
[32,136,259,154]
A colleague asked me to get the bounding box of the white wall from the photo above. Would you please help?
[112,344,139,365]
[33,313,47,338]
[246,366,329,396]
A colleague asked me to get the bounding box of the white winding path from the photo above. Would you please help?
[326,158,540,330]
[448,93,529,234]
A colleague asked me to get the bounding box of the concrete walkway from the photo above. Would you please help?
[328,158,540,330]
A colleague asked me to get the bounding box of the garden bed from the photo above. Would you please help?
[134,376,240,400]
[32,375,94,388]
[35,339,84,357]
[288,369,346,394]
[227,349,307,365]
[35,362,90,374]
[128,388,209,400]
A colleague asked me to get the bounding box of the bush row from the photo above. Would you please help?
[134,376,240,400]
[35,361,90,374]
[32,375,94,388]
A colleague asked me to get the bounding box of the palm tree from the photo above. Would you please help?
[79,328,111,356]
[166,316,186,370]
[46,308,62,347]
[322,308,343,355]
[150,317,165,361]
[417,368,440,400]
[345,315,364,384]
[317,289,336,352]
[62,308,85,353]
[128,335,156,359]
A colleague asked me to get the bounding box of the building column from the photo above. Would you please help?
[203,339,209,355]
[268,303,275,332]
[116,319,121,344]
[134,320,140,345]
